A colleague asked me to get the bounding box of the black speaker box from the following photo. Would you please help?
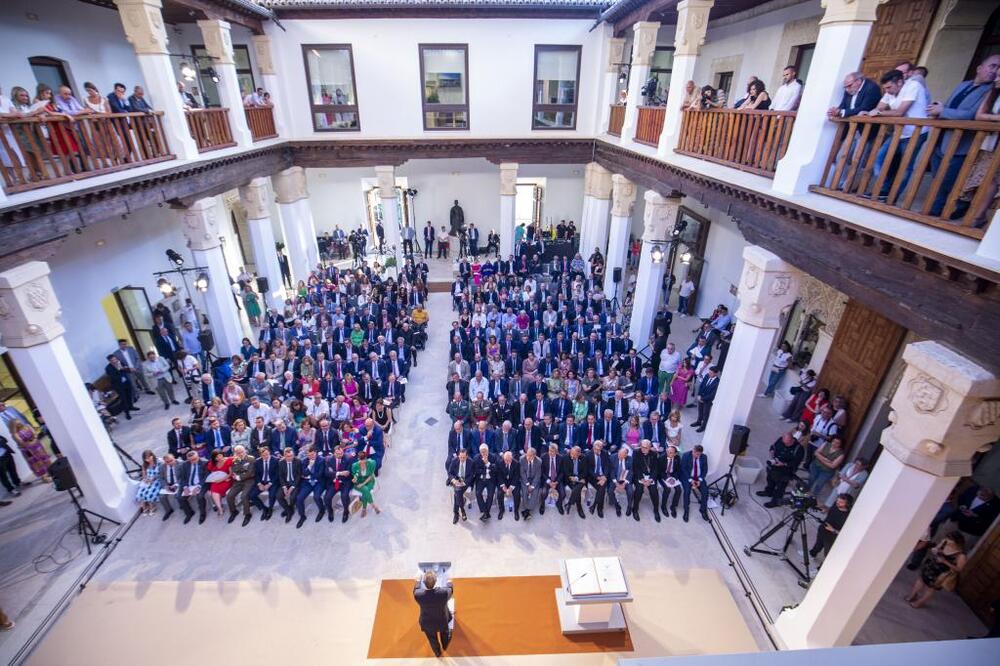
[256,276,269,293]
[729,425,750,456]
[613,267,622,283]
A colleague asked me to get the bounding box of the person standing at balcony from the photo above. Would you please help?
[682,80,700,110]
[177,81,200,109]
[959,79,1000,226]
[129,86,153,113]
[53,85,88,117]
[828,72,880,119]
[735,80,770,110]
[771,66,802,112]
[864,69,929,201]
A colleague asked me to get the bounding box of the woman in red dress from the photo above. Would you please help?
[206,449,233,519]
[801,388,830,427]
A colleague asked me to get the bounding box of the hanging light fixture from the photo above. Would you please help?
[680,251,692,264]
[165,249,185,267]
[207,67,220,83]
[157,277,175,296]
[195,272,210,292]
[650,244,664,264]
[179,62,196,81]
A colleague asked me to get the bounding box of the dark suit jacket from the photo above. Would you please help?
[446,456,475,488]
[270,428,298,453]
[836,78,881,117]
[255,456,279,485]
[472,454,497,484]
[179,460,209,488]
[541,452,564,484]
[632,451,661,482]
[276,457,302,487]
[496,459,520,489]
[413,583,453,632]
[585,450,612,483]
[560,455,589,485]
[697,376,719,403]
[680,452,709,486]
[324,454,354,490]
[517,425,544,453]
[166,427,192,456]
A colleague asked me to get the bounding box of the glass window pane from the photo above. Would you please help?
[234,46,252,70]
[798,46,816,84]
[652,48,674,70]
[306,47,356,105]
[425,111,468,129]
[314,111,359,130]
[535,49,578,104]
[533,110,575,128]
[423,48,466,105]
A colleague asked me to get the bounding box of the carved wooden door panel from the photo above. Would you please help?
[816,300,906,444]
[860,0,939,81]
[958,522,1000,623]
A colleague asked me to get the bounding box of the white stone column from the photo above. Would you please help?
[772,0,887,195]
[629,192,680,346]
[239,177,284,308]
[374,165,403,269]
[702,246,801,477]
[113,0,199,159]
[775,341,1000,648]
[579,163,613,268]
[606,175,636,299]
[658,0,714,157]
[273,166,320,283]
[250,34,286,137]
[0,262,135,520]
[180,198,244,357]
[498,162,518,258]
[620,22,660,143]
[197,19,253,148]
[599,37,627,133]
[975,210,1000,261]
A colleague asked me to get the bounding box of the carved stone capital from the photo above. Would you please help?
[607,37,627,73]
[499,163,518,196]
[631,22,661,67]
[584,163,613,200]
[374,165,396,199]
[880,341,1000,477]
[180,198,222,251]
[114,0,169,56]
[250,35,275,76]
[674,0,714,57]
[196,19,235,67]
[0,261,65,348]
[610,174,636,217]
[239,177,271,220]
[272,167,309,204]
[820,0,888,26]
[642,192,681,242]
[735,245,801,328]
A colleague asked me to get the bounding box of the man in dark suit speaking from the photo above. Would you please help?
[413,571,453,657]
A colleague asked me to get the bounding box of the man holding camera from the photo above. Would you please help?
[757,431,805,508]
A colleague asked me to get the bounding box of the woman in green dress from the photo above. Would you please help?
[242,285,262,326]
[351,450,381,517]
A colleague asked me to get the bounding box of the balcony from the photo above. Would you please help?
[608,104,625,137]
[676,108,796,178]
[0,112,174,195]
[813,116,996,238]
[634,106,665,147]
[245,106,278,142]
[185,108,237,153]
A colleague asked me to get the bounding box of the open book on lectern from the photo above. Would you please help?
[565,557,628,596]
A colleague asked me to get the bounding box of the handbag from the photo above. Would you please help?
[790,386,803,395]
[935,569,958,592]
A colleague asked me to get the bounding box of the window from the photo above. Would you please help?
[793,43,816,84]
[419,44,469,130]
[715,71,734,98]
[191,45,255,107]
[532,45,581,129]
[303,44,360,132]
[28,56,72,95]
[648,47,674,105]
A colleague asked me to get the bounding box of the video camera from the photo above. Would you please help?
[785,479,817,512]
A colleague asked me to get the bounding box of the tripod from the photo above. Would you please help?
[67,487,121,556]
[744,507,817,582]
[113,441,142,480]
[708,453,740,516]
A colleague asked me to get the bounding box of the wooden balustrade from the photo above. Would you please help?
[634,106,665,146]
[813,116,997,238]
[608,104,625,137]
[245,105,278,142]
[185,107,236,153]
[676,108,796,177]
[0,112,174,195]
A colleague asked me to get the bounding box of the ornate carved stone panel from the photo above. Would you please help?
[114,0,169,56]
[0,261,66,347]
[611,174,636,217]
[499,163,518,196]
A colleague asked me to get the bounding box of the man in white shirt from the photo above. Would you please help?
[864,69,929,200]
[306,395,330,425]
[143,350,179,410]
[678,277,695,316]
[771,66,803,111]
[247,396,269,425]
[658,343,682,388]
[468,371,489,402]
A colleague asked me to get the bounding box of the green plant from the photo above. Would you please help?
[384,256,397,268]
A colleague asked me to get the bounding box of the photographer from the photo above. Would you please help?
[809,493,853,560]
[757,431,804,508]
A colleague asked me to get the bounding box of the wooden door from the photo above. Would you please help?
[860,0,939,80]
[958,522,1000,623]
[816,300,906,444]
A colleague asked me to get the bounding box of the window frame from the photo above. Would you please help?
[531,44,582,131]
[418,43,470,131]
[792,43,816,84]
[302,43,361,133]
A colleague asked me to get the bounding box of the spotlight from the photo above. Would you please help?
[207,67,220,83]
[180,62,196,81]
[157,278,176,296]
[195,272,210,292]
[165,249,185,267]
[680,251,692,264]
[650,244,664,264]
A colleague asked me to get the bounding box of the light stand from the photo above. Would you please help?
[743,506,821,582]
[707,454,740,516]
[67,487,121,556]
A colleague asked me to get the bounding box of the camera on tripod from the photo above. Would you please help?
[785,481,817,512]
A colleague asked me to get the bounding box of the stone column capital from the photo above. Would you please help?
[642,192,681,241]
[181,198,222,251]
[250,35,276,76]
[239,177,271,220]
[631,21,661,67]
[273,166,309,204]
[735,245,801,328]
[196,19,235,66]
[881,341,1000,477]
[610,174,636,217]
[607,37,627,73]
[499,163,518,196]
[585,163,613,200]
[374,165,396,199]
[820,0,888,26]
[0,262,65,348]
[114,0,170,56]
[674,0,714,57]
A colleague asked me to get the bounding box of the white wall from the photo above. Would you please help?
[682,197,749,319]
[168,22,263,104]
[268,18,605,139]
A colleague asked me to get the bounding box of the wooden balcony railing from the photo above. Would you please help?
[0,112,174,195]
[608,104,625,137]
[245,105,277,142]
[185,107,236,153]
[635,106,665,146]
[676,108,796,177]
[813,116,997,238]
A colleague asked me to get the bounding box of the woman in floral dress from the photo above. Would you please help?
[136,450,161,515]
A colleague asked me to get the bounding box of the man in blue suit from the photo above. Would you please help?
[360,418,385,471]
[250,446,279,520]
[269,421,298,454]
[295,449,326,527]
[691,366,719,433]
[323,445,354,523]
[204,418,232,453]
[681,445,710,523]
[471,421,497,454]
